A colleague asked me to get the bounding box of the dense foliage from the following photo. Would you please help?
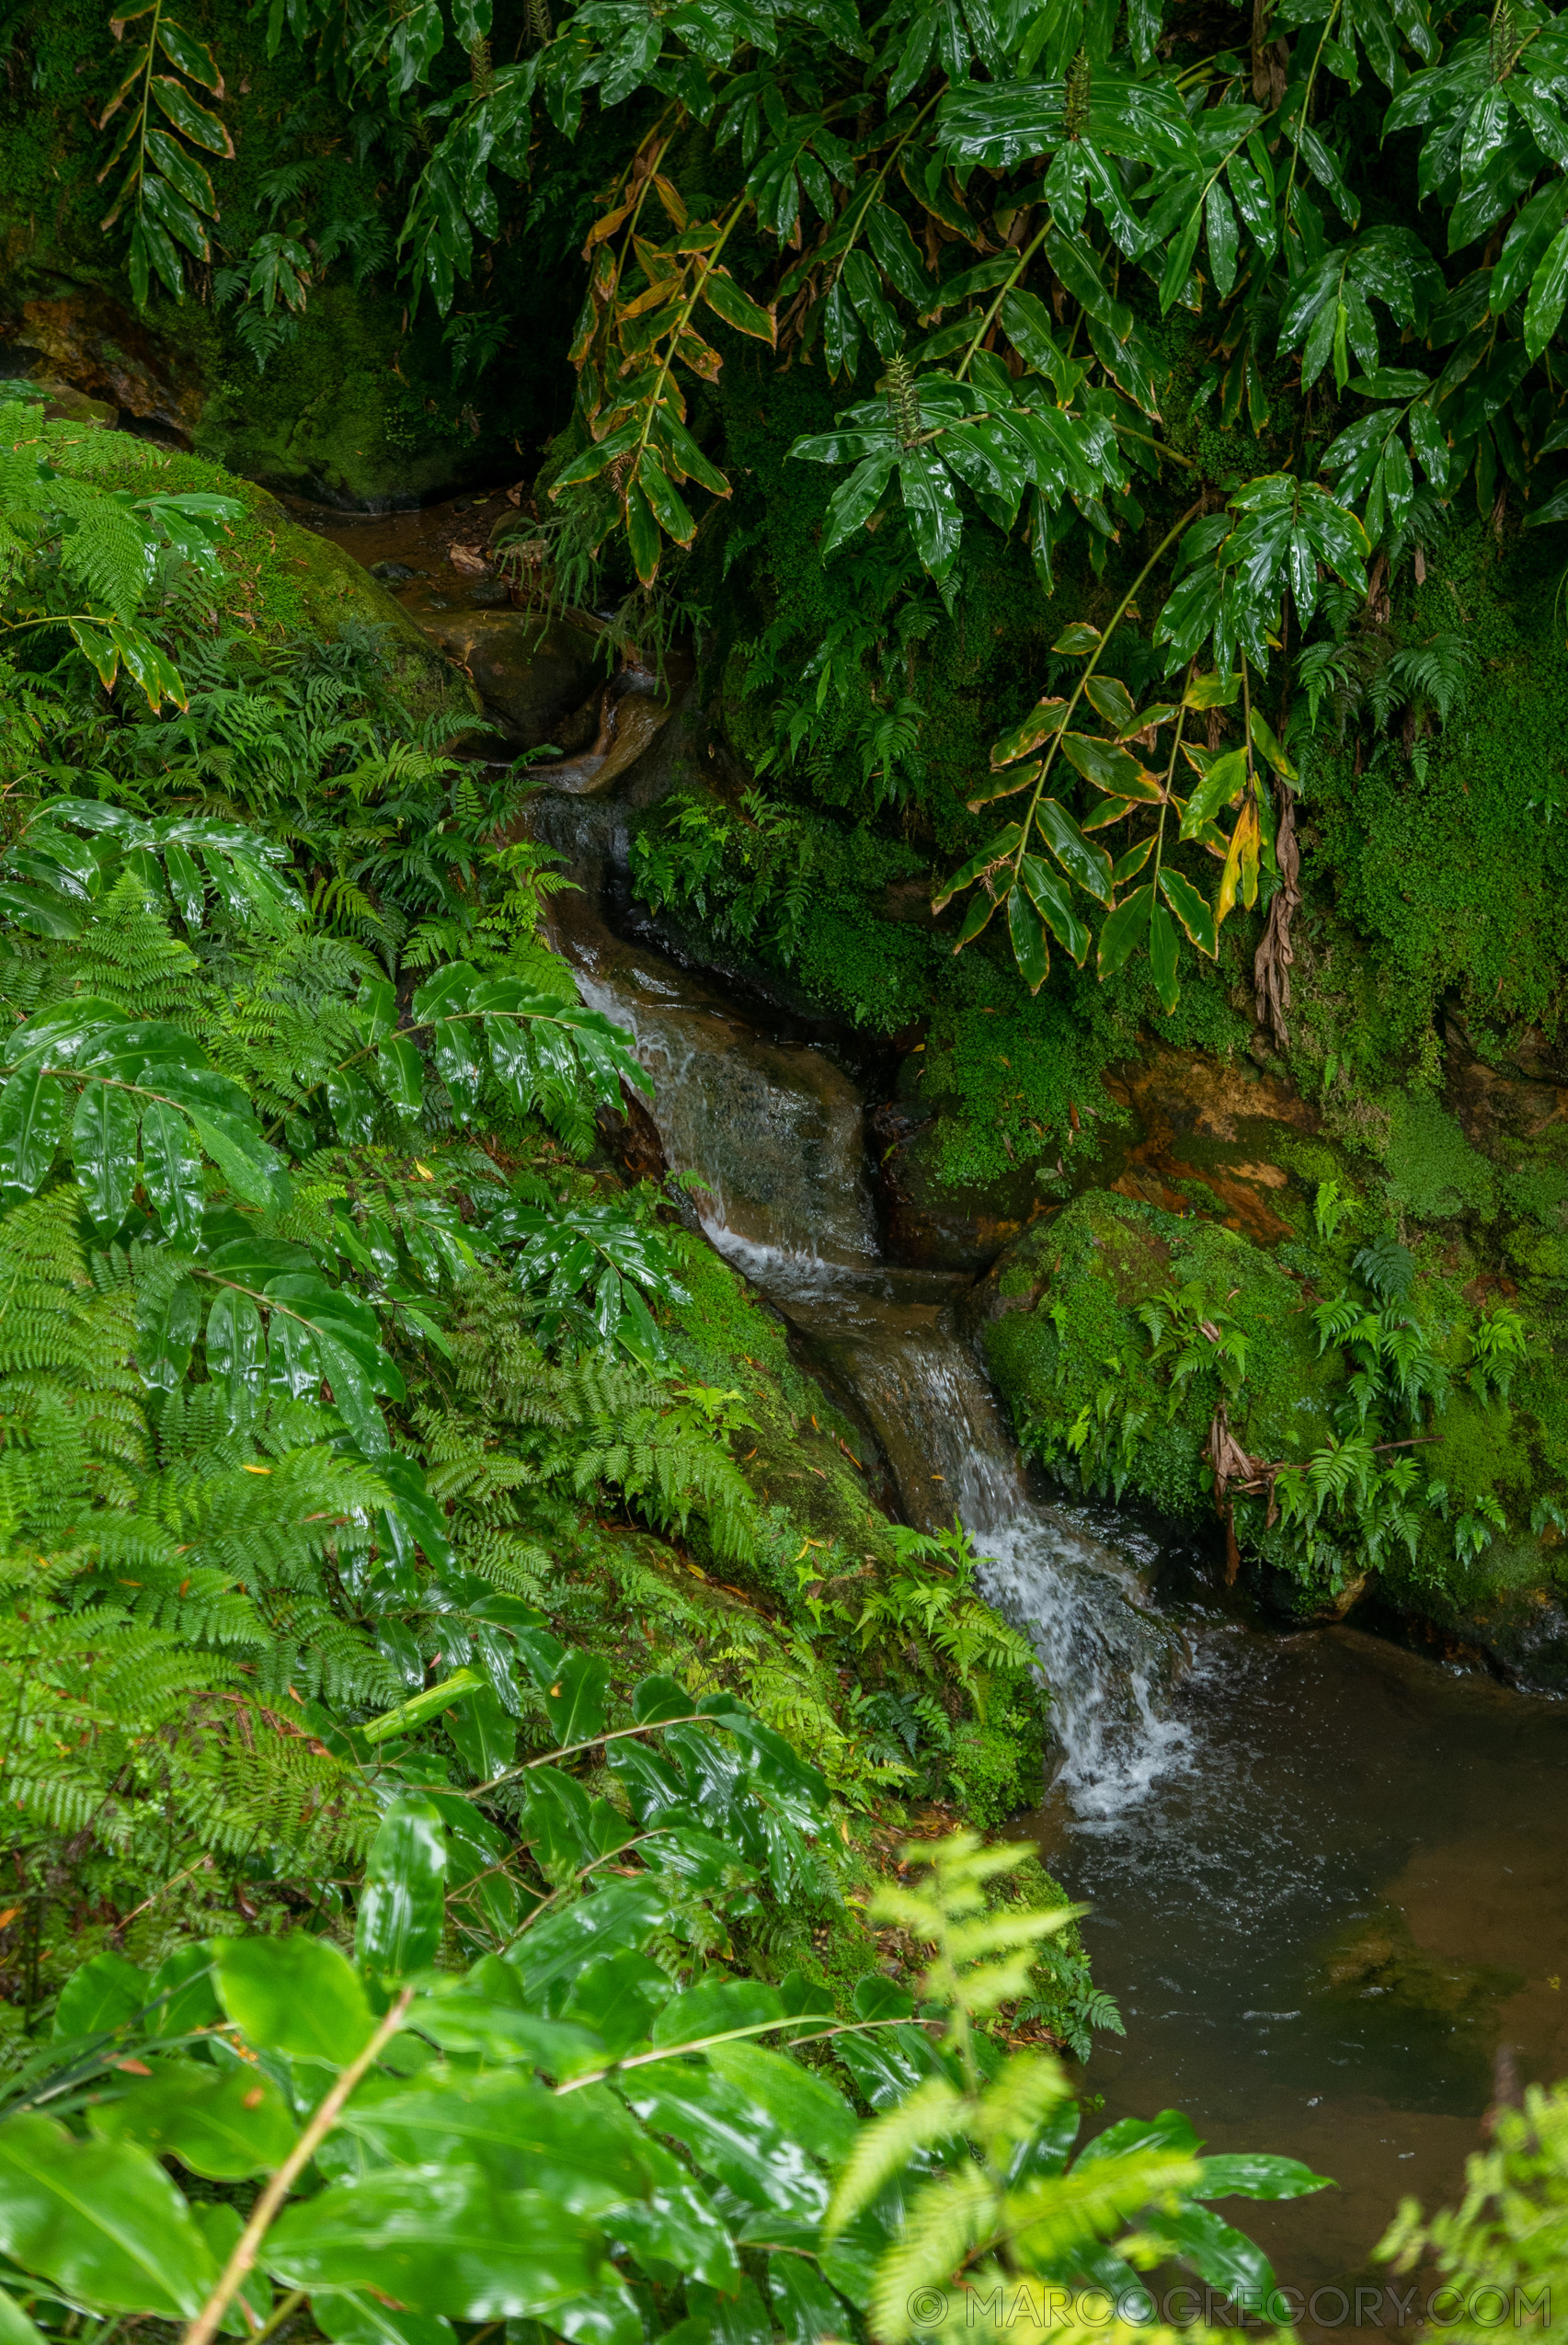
[0,392,1107,2011]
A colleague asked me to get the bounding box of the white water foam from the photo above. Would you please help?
[551,894,1195,1817]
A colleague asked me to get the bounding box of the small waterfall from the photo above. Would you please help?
[550,887,1192,1815]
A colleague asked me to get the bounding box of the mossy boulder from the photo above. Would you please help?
[40,422,480,726]
[976,1186,1342,1529]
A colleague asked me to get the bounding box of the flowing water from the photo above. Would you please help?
[545,861,1568,2300]
[552,887,1191,1814]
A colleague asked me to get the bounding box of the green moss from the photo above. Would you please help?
[1382,1095,1498,1221]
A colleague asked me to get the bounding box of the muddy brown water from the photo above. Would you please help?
[1020,1607,1568,2307]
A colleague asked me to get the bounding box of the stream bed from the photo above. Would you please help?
[1023,1616,1568,2301]
[538,861,1568,2303]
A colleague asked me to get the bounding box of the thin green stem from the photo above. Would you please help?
[1003,499,1204,893]
[633,191,752,478]
[1281,0,1344,250]
[240,2292,306,2345]
[954,220,1052,383]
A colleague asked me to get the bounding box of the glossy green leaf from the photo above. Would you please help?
[52,1950,148,2039]
[701,269,775,343]
[1007,883,1050,993]
[148,73,235,154]
[1139,2201,1275,2308]
[989,697,1070,767]
[0,1064,63,1204]
[1159,867,1218,959]
[313,2291,459,2345]
[546,1649,610,1746]
[212,1931,375,2064]
[266,2170,604,2316]
[1096,883,1153,980]
[1179,748,1249,834]
[1035,797,1115,905]
[1018,852,1092,963]
[0,2113,219,2317]
[1059,732,1163,802]
[1150,896,1181,1013]
[357,1793,449,1976]
[89,2056,298,2179]
[362,1667,488,1746]
[1196,2152,1333,2199]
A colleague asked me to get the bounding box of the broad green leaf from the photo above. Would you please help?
[148,74,234,153]
[931,824,1023,912]
[989,698,1070,768]
[1182,669,1241,710]
[0,1064,63,1203]
[1082,675,1138,731]
[1150,897,1181,1013]
[563,1951,672,2055]
[898,444,963,580]
[89,2057,298,2179]
[1196,2153,1333,2200]
[1052,623,1102,655]
[651,1974,783,2047]
[1059,733,1163,801]
[53,1950,147,2039]
[313,2291,459,2345]
[0,2286,49,2345]
[155,16,223,87]
[1078,2107,1204,2162]
[1036,798,1114,905]
[266,2170,604,2316]
[1007,883,1050,993]
[768,2254,849,2345]
[212,1932,374,2064]
[1139,2201,1275,2308]
[546,1650,610,1746]
[0,2113,220,2317]
[1096,883,1153,980]
[1526,219,1568,360]
[139,1097,205,1247]
[361,1667,488,1746]
[1248,705,1298,781]
[701,269,775,343]
[1179,748,1249,834]
[1159,868,1218,959]
[622,2065,829,2219]
[504,1879,669,2006]
[705,2041,859,2163]
[357,1793,448,1976]
[1019,852,1092,963]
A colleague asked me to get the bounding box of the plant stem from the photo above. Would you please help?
[1002,499,1204,893]
[1280,0,1343,250]
[242,2291,306,2345]
[954,220,1052,383]
[181,1991,413,2345]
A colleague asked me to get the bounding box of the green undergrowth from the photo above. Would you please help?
[982,1183,1568,1639]
[0,567,1100,2062]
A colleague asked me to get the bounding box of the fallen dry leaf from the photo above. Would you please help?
[448,543,487,574]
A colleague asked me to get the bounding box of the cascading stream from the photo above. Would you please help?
[550,887,1192,1814]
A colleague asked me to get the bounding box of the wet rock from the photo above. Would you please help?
[530,679,674,796]
[370,559,422,582]
[5,292,200,440]
[874,1104,1049,1273]
[1094,1045,1323,1245]
[411,609,603,748]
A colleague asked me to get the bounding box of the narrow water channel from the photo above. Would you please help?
[540,827,1568,2300]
